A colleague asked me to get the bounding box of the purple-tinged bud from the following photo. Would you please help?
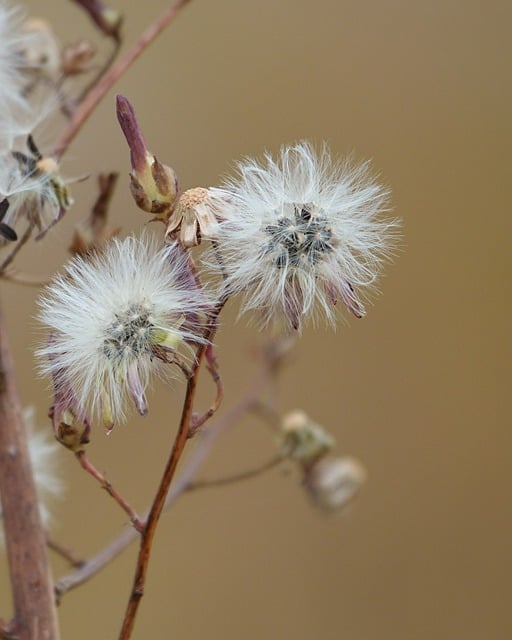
[116,94,178,219]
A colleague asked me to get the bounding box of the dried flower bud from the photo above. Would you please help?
[116,94,178,219]
[46,335,92,448]
[279,410,335,467]
[166,188,220,248]
[61,40,96,76]
[51,406,90,453]
[73,0,123,40]
[305,456,367,513]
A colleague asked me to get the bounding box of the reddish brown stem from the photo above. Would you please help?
[189,343,224,434]
[76,451,144,532]
[0,304,60,639]
[54,0,191,158]
[118,303,225,640]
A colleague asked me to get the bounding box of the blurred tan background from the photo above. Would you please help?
[0,0,509,638]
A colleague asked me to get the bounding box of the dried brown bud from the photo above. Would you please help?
[166,188,220,248]
[69,173,120,256]
[116,95,178,218]
[46,334,91,450]
[61,40,96,76]
[51,407,90,453]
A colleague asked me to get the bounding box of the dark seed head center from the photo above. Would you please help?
[264,203,333,268]
[103,303,154,363]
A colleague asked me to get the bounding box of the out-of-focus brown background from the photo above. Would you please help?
[1,0,509,638]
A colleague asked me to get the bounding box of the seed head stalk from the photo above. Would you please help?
[118,299,226,640]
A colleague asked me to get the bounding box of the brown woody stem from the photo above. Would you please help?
[0,304,60,640]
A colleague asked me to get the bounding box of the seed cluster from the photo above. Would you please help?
[103,303,154,364]
[264,203,334,269]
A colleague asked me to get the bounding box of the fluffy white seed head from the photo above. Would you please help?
[38,234,209,429]
[207,141,399,331]
[0,408,63,545]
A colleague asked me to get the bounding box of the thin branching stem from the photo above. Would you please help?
[76,451,144,532]
[47,536,86,569]
[54,338,289,601]
[54,0,192,158]
[0,221,35,274]
[0,269,49,286]
[187,455,284,491]
[189,343,224,434]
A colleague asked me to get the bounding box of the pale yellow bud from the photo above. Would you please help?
[279,410,335,466]
[130,154,178,217]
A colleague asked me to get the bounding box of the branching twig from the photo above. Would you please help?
[189,343,224,434]
[187,455,283,491]
[55,0,192,158]
[0,268,49,286]
[54,338,289,602]
[0,221,35,273]
[47,536,86,569]
[76,450,144,532]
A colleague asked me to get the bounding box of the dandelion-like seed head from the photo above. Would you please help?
[38,234,209,430]
[207,142,399,331]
